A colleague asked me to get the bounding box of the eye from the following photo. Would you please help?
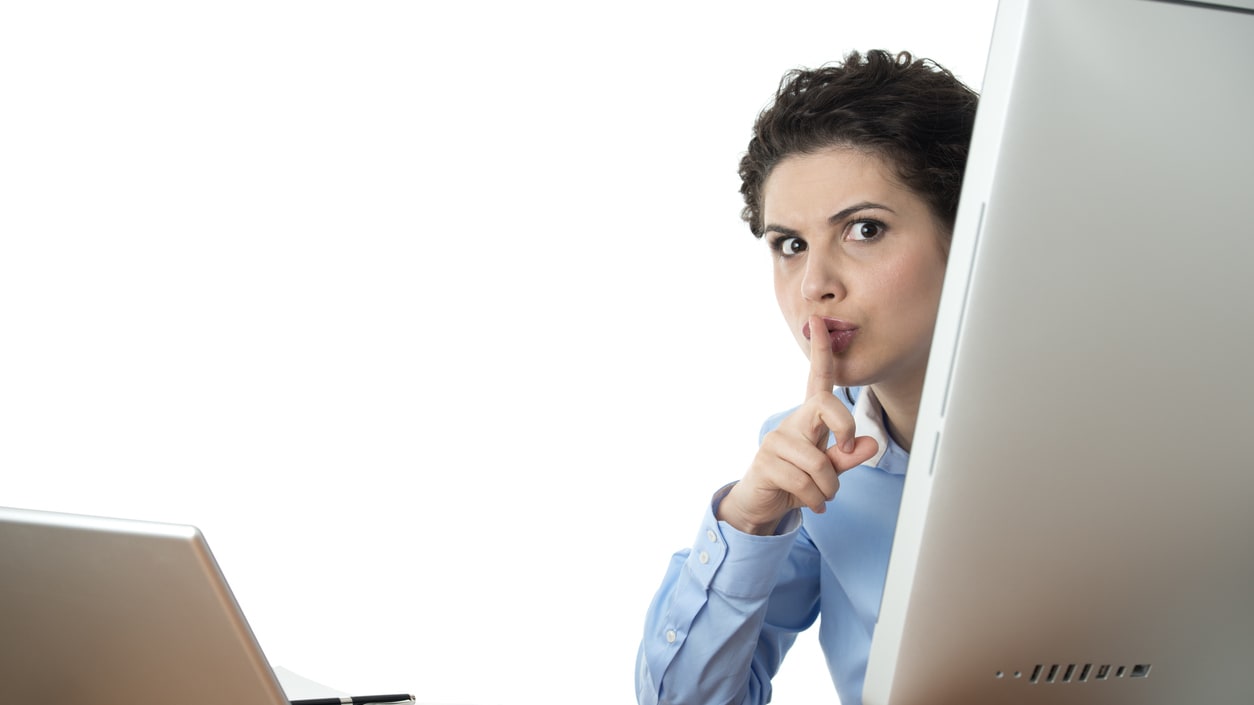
[846,219,885,242]
[773,236,807,257]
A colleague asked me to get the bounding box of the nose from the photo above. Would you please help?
[800,250,846,302]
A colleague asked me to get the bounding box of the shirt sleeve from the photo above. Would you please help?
[635,484,821,705]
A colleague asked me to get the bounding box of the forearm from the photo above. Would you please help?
[636,489,811,705]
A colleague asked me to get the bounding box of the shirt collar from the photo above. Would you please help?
[849,386,908,475]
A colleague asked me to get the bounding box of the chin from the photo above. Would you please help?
[830,363,878,390]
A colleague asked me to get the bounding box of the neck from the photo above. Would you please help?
[870,372,926,453]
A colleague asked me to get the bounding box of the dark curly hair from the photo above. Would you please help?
[739,50,979,239]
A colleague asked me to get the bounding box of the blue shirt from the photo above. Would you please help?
[636,386,909,705]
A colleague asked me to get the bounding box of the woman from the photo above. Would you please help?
[636,50,979,705]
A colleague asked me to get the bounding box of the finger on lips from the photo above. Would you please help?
[806,314,838,399]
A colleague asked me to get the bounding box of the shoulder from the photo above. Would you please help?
[757,386,862,443]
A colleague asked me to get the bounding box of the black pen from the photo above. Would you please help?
[290,695,414,705]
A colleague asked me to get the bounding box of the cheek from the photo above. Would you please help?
[886,252,947,320]
[773,269,809,348]
[893,239,944,288]
[773,267,801,315]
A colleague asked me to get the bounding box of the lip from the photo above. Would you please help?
[802,316,859,354]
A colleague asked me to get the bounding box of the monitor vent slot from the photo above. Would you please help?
[1005,662,1151,684]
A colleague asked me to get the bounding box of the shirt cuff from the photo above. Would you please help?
[682,483,802,600]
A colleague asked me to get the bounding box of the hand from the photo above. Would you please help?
[718,315,879,535]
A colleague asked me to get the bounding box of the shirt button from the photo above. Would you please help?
[698,551,709,564]
[665,629,677,643]
[706,529,717,543]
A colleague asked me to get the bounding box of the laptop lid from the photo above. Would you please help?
[0,506,289,705]
[864,0,1254,703]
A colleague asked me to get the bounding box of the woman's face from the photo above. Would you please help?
[762,147,949,394]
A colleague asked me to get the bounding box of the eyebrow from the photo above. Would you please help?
[829,201,896,224]
[762,201,897,237]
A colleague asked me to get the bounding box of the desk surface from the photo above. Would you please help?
[274,667,467,705]
[274,666,349,699]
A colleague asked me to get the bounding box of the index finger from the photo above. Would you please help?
[806,314,837,400]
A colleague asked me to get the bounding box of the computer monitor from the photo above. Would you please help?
[863,0,1254,703]
[0,506,289,705]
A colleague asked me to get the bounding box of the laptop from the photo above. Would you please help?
[863,0,1254,703]
[0,505,290,704]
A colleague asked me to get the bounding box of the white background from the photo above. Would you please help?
[1,2,995,703]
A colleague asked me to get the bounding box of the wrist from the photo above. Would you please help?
[715,484,786,536]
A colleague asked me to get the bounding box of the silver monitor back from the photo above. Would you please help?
[864,0,1254,703]
[0,506,289,705]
